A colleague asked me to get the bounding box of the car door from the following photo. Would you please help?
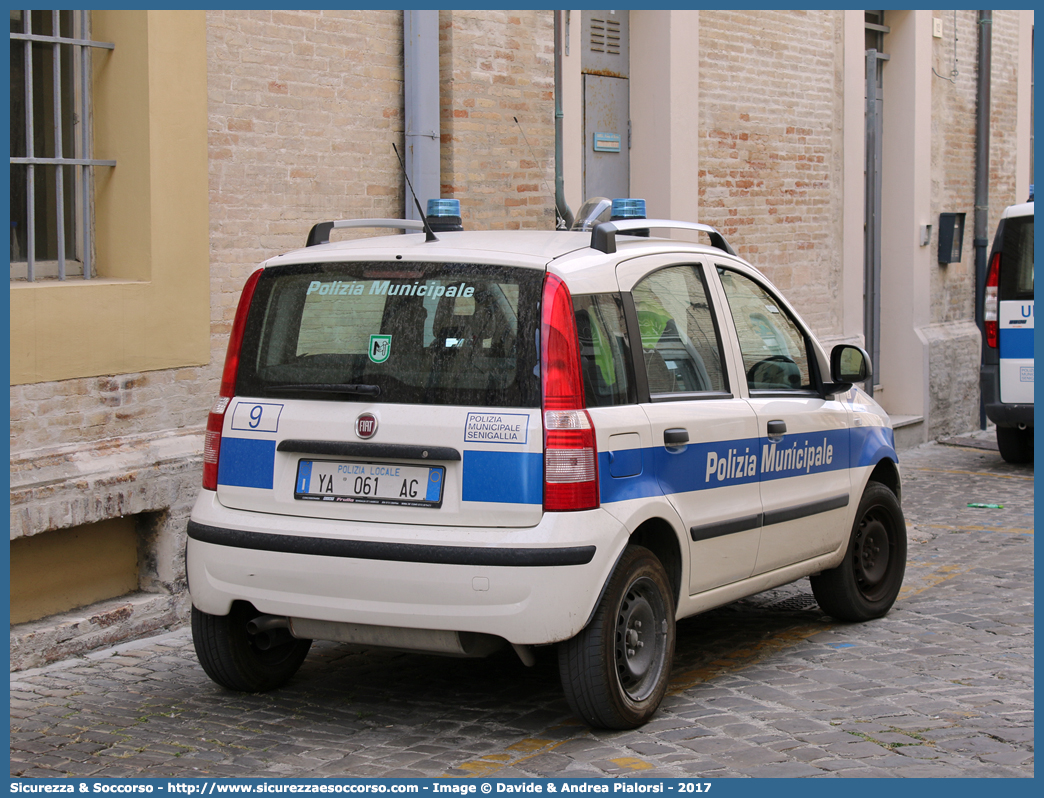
[617,256,763,595]
[714,264,853,574]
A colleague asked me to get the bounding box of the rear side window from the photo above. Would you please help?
[631,265,728,395]
[236,262,542,407]
[1000,215,1034,300]
[573,293,635,407]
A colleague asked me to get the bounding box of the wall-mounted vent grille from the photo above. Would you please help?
[588,17,621,56]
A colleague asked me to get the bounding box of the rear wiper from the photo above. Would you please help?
[265,383,381,397]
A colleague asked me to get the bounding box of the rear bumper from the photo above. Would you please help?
[981,365,1034,427]
[186,490,629,646]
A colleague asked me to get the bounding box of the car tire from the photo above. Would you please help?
[558,545,676,729]
[996,426,1033,464]
[192,603,312,693]
[810,482,906,622]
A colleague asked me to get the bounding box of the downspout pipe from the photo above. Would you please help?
[554,11,574,229]
[404,10,440,221]
[974,10,992,429]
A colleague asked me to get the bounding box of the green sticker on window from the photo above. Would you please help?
[369,334,392,363]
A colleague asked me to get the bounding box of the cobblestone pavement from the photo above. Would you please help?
[10,437,1033,779]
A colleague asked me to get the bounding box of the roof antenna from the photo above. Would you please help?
[392,142,438,243]
[514,116,565,230]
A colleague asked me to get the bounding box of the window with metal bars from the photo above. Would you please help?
[9,9,114,282]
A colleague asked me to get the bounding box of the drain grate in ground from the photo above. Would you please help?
[764,594,820,612]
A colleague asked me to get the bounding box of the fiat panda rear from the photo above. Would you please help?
[186,230,632,711]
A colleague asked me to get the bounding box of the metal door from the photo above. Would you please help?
[582,11,629,201]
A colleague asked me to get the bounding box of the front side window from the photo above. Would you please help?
[717,267,814,392]
[9,10,114,281]
[237,262,543,408]
[631,265,728,395]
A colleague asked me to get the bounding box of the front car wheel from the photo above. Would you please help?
[810,481,906,622]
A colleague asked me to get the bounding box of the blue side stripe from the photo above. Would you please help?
[218,438,276,490]
[849,425,897,469]
[599,426,896,505]
[461,425,898,507]
[1000,328,1034,359]
[462,450,543,504]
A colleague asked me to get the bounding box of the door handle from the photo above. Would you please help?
[664,428,689,446]
[766,420,787,442]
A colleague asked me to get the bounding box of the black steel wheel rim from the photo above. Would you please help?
[614,576,668,702]
[853,507,893,599]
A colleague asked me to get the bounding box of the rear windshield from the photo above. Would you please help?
[1000,215,1034,300]
[237,262,543,407]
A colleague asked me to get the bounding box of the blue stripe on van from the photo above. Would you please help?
[1000,328,1034,359]
[462,450,543,504]
[218,437,276,489]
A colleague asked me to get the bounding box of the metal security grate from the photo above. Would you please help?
[9,10,115,281]
[588,17,621,56]
[766,594,820,612]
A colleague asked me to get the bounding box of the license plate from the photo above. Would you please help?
[295,460,446,507]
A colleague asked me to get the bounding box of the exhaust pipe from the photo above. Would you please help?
[247,615,290,634]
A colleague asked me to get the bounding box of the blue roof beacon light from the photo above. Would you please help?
[425,198,463,232]
[610,198,646,220]
[611,197,649,237]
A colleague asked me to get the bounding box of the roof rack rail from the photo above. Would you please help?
[306,218,426,247]
[591,219,737,256]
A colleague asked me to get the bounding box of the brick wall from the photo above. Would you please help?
[439,10,556,230]
[697,10,845,338]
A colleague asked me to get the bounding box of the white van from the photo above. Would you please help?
[981,199,1034,463]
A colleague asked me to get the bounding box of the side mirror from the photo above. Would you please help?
[823,344,873,395]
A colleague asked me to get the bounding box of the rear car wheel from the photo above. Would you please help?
[810,482,906,622]
[558,545,676,729]
[996,426,1033,464]
[192,603,311,692]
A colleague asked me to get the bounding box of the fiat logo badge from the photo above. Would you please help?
[355,413,378,439]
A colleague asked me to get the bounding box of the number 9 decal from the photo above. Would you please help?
[231,402,283,433]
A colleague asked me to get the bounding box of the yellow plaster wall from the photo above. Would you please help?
[10,10,210,385]
[10,517,139,625]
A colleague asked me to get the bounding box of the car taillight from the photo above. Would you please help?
[984,252,1000,349]
[540,272,599,511]
[202,268,263,491]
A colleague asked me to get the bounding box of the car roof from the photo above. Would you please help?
[264,229,737,271]
[1001,201,1034,220]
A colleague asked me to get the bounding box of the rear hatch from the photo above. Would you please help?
[216,260,546,528]
[996,208,1034,404]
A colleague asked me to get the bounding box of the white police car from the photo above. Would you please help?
[981,198,1034,463]
[187,198,905,729]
